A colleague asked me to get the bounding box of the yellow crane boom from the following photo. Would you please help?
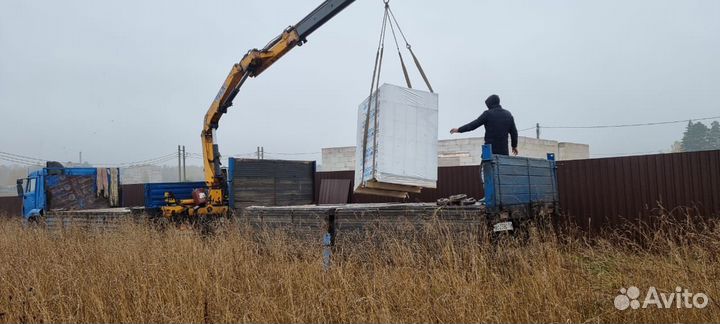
[163,0,355,219]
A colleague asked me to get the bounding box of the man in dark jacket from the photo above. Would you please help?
[450,94,519,156]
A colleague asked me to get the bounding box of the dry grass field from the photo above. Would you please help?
[0,215,717,323]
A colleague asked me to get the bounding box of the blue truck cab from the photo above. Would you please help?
[17,164,120,219]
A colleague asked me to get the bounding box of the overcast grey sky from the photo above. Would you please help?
[1,0,719,166]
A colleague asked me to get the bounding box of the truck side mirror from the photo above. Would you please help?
[16,179,24,197]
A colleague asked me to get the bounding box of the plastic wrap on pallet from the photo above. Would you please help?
[354,83,438,194]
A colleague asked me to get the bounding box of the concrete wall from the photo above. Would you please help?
[437,138,485,166]
[516,137,559,159]
[558,142,591,161]
[320,136,590,171]
[320,147,356,172]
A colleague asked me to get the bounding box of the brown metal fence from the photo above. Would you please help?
[317,150,720,233]
[314,165,483,204]
[557,150,720,233]
[0,196,22,217]
[121,184,145,207]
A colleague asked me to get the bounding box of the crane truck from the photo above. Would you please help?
[161,0,356,219]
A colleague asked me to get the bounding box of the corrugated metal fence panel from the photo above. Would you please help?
[315,171,355,202]
[318,179,352,204]
[315,166,484,203]
[231,159,315,209]
[0,196,21,217]
[431,166,484,202]
[120,184,145,207]
[557,150,720,233]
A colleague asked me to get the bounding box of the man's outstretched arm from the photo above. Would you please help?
[451,112,488,134]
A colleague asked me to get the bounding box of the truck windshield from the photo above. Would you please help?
[26,178,36,193]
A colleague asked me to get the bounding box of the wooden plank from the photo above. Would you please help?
[364,181,422,193]
[354,187,408,198]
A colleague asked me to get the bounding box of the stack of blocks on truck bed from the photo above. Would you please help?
[355,84,439,198]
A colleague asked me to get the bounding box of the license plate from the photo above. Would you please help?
[493,221,514,232]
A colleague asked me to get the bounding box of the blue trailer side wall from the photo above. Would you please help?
[481,144,558,209]
[144,182,205,210]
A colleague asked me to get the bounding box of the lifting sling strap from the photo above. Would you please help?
[387,5,434,93]
[360,0,435,187]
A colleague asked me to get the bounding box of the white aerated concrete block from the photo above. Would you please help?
[355,84,439,190]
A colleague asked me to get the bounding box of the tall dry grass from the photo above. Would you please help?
[0,215,718,323]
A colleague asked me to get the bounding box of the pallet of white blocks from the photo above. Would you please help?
[355,83,439,198]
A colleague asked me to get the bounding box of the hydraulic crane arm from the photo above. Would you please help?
[202,0,355,189]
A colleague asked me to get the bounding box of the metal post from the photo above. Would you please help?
[323,232,332,271]
[323,209,336,271]
[182,145,186,182]
[536,123,540,139]
[79,151,82,164]
[178,145,182,181]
